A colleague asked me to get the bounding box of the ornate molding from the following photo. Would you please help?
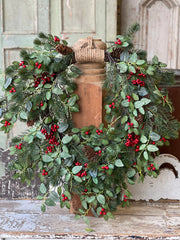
[139,0,179,69]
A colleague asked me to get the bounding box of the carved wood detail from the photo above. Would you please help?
[139,0,179,69]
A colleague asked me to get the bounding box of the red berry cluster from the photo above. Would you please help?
[54,36,60,42]
[126,95,131,102]
[4,121,11,127]
[96,129,103,135]
[99,208,106,215]
[15,143,22,150]
[75,161,81,166]
[160,137,166,142]
[76,169,87,178]
[101,165,109,170]
[42,169,48,176]
[35,62,42,69]
[84,163,88,168]
[125,134,140,147]
[109,102,115,108]
[85,130,90,135]
[9,87,16,93]
[61,194,68,201]
[34,72,54,88]
[19,61,26,68]
[127,69,146,87]
[82,188,88,195]
[124,194,128,202]
[37,101,44,107]
[127,122,134,129]
[96,150,102,156]
[147,164,156,171]
[41,124,60,153]
[132,78,145,87]
[115,39,121,45]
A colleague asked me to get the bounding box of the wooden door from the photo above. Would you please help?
[0,0,117,198]
[0,0,51,149]
[119,0,180,159]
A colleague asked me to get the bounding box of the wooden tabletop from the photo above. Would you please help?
[0,200,180,240]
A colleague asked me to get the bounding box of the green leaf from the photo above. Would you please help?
[129,65,136,74]
[42,155,53,163]
[152,55,159,65]
[65,172,71,182]
[121,99,129,107]
[118,63,128,73]
[37,195,44,200]
[121,116,128,124]
[134,100,144,109]
[97,194,105,205]
[44,116,52,124]
[143,151,149,160]
[73,175,82,182]
[58,122,69,133]
[19,111,28,120]
[41,204,46,212]
[130,52,137,63]
[44,83,52,89]
[72,165,82,174]
[139,144,146,150]
[72,128,80,133]
[147,144,159,152]
[62,135,73,144]
[52,87,63,95]
[45,198,56,206]
[75,215,81,220]
[140,135,147,143]
[120,51,130,61]
[122,42,129,47]
[146,66,155,75]
[36,131,46,139]
[107,212,114,219]
[121,91,126,100]
[106,190,114,198]
[4,77,12,89]
[56,157,61,165]
[82,200,88,209]
[127,169,136,178]
[49,191,60,202]
[115,159,124,167]
[132,93,139,101]
[87,196,96,203]
[139,107,145,115]
[40,183,47,194]
[136,59,146,65]
[46,91,51,100]
[92,177,98,184]
[150,132,161,141]
[141,98,151,105]
[26,101,32,111]
[68,96,77,107]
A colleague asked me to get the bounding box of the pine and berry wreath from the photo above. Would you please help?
[0,24,180,224]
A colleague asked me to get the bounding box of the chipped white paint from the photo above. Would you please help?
[128,154,180,201]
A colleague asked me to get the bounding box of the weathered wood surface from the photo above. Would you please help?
[0,149,40,199]
[0,200,180,240]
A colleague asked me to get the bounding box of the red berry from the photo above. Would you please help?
[45,172,48,175]
[152,167,156,171]
[115,41,118,44]
[64,196,68,200]
[150,164,154,167]
[100,130,103,133]
[85,131,89,135]
[18,146,21,149]
[62,194,65,197]
[101,208,105,211]
[147,167,151,171]
[19,63,22,66]
[42,169,46,173]
[103,212,106,215]
[124,199,127,202]
[96,130,99,133]
[8,122,11,125]
[35,62,39,66]
[22,65,26,68]
[99,211,103,215]
[42,173,45,176]
[15,145,18,149]
[54,36,57,41]
[84,189,87,192]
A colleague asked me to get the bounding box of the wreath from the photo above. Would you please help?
[1,24,180,225]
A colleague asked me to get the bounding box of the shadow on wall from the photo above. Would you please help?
[128,154,180,201]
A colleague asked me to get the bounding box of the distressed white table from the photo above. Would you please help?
[0,200,180,240]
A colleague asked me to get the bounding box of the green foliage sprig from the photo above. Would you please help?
[1,27,180,223]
